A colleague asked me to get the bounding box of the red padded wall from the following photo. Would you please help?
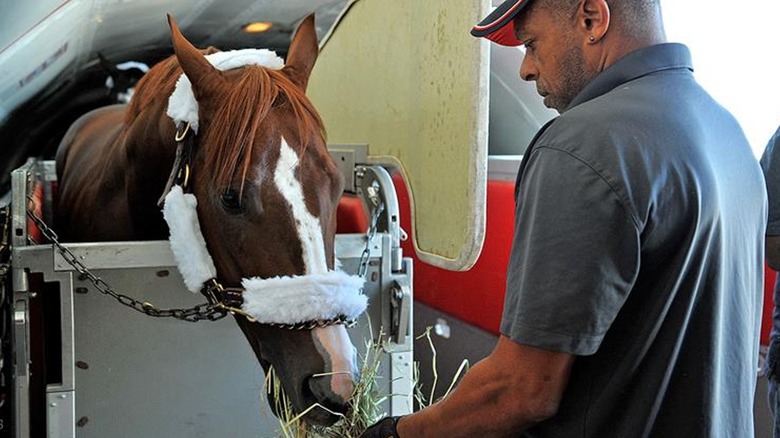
[336,193,369,234]
[392,175,513,335]
[764,266,776,347]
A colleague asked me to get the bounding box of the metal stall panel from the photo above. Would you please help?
[9,161,413,437]
[13,237,408,437]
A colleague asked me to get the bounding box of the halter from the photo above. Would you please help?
[159,51,367,328]
[158,123,367,328]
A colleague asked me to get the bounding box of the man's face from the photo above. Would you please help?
[515,5,593,113]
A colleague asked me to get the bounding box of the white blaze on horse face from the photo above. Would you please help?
[311,326,357,400]
[271,138,328,275]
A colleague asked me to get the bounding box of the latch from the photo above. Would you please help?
[390,280,411,344]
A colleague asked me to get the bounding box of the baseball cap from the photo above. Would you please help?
[471,0,533,46]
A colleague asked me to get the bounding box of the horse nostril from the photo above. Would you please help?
[307,372,353,413]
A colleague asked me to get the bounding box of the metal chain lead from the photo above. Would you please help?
[25,203,363,329]
[358,200,384,278]
[26,206,227,322]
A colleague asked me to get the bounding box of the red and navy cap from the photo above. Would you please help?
[471,0,533,46]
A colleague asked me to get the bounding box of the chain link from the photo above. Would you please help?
[268,314,358,331]
[357,200,384,278]
[26,205,228,322]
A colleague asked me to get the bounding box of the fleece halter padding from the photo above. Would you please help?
[166,48,284,133]
[242,273,367,324]
[162,186,217,292]
[162,185,368,324]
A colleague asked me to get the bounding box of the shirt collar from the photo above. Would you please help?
[567,43,694,111]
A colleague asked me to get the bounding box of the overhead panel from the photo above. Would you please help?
[309,0,490,271]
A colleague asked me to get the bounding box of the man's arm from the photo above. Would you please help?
[396,335,574,437]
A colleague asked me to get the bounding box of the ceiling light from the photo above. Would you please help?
[243,22,273,33]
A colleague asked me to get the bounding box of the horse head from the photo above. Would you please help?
[162,15,365,425]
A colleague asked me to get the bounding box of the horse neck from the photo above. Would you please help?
[122,106,180,238]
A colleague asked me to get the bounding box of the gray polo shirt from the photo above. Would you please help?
[503,44,766,437]
[761,127,780,338]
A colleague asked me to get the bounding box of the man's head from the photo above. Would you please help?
[472,0,665,112]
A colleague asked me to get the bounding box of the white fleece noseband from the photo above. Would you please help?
[162,183,367,324]
[162,50,367,325]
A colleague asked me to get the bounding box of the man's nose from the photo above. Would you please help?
[519,55,536,82]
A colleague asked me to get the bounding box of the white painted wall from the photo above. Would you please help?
[662,1,780,157]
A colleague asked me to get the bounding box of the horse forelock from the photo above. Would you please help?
[203,66,326,193]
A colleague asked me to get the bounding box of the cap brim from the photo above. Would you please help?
[470,0,530,47]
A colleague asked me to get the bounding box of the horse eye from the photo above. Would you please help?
[220,189,244,214]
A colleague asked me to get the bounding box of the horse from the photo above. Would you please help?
[54,14,366,426]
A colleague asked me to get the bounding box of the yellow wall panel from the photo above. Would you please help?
[309,0,490,270]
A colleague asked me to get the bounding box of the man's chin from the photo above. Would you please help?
[541,96,558,112]
[540,95,565,114]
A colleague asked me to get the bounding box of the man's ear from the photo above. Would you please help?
[580,0,610,43]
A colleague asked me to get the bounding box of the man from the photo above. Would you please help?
[361,0,766,436]
[761,126,780,438]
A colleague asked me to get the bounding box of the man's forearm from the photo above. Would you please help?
[396,336,574,437]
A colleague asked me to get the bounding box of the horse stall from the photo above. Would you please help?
[0,0,495,436]
[8,153,413,437]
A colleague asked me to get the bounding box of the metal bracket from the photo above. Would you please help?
[390,279,411,345]
[355,165,404,272]
[327,145,408,274]
[327,144,368,194]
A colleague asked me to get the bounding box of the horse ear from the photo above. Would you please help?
[167,14,221,96]
[282,14,318,91]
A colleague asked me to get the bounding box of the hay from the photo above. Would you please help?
[265,331,387,438]
[266,327,469,437]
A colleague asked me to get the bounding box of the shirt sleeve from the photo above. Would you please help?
[501,147,641,356]
[760,127,780,236]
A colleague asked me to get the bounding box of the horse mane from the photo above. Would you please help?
[204,66,326,192]
[124,55,182,125]
[125,52,326,193]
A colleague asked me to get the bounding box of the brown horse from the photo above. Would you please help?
[54,15,365,426]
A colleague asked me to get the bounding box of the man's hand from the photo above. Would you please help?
[359,416,402,438]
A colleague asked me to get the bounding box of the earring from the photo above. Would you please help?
[589,36,596,43]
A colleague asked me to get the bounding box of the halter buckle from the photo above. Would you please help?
[174,121,191,142]
[202,278,222,305]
